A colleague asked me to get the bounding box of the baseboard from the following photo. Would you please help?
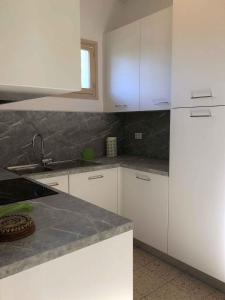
[134,239,225,293]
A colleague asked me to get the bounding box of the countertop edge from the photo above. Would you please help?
[0,222,133,280]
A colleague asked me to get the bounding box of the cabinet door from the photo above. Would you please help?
[69,169,118,213]
[36,175,69,194]
[140,7,172,111]
[172,0,225,108]
[104,22,140,112]
[121,168,168,253]
[169,107,225,281]
[0,0,81,93]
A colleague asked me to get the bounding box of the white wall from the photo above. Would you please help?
[0,0,172,112]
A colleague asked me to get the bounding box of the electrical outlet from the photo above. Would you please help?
[135,133,143,140]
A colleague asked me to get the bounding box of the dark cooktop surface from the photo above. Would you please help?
[0,178,58,206]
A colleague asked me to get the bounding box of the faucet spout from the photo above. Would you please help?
[32,133,45,164]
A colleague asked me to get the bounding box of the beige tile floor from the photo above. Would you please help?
[134,247,225,300]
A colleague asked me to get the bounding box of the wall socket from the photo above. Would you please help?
[135,133,143,140]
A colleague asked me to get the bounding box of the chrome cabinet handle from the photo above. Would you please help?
[191,89,213,100]
[88,175,104,180]
[115,104,127,108]
[136,175,151,182]
[48,182,59,187]
[155,101,169,105]
[153,99,170,106]
[190,110,212,118]
[191,95,212,100]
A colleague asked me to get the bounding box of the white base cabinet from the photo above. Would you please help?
[0,231,133,300]
[120,168,169,253]
[36,175,69,194]
[69,168,118,214]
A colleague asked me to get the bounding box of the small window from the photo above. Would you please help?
[64,39,98,99]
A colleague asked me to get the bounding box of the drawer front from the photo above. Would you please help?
[69,169,118,213]
[37,175,69,194]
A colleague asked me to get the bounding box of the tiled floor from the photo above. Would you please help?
[134,247,225,300]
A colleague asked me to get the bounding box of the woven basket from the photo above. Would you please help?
[0,215,35,242]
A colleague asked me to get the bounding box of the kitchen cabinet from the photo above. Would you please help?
[120,168,168,253]
[69,169,118,213]
[172,0,225,108]
[140,7,172,111]
[36,175,69,194]
[104,7,172,112]
[0,231,133,300]
[104,22,140,112]
[0,0,81,96]
[169,107,225,282]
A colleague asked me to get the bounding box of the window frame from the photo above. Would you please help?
[64,39,98,100]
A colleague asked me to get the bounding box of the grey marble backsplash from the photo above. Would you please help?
[0,110,170,167]
[118,111,170,160]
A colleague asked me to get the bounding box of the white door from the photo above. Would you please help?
[172,0,225,108]
[104,22,140,112]
[140,7,172,111]
[169,107,225,281]
[121,168,168,253]
[69,169,118,213]
[36,175,69,194]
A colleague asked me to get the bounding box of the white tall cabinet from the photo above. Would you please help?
[172,0,225,108]
[104,7,172,112]
[121,168,169,253]
[169,0,225,282]
[169,107,225,282]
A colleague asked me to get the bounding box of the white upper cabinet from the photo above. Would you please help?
[104,22,140,112]
[0,0,81,96]
[140,7,172,111]
[104,7,172,112]
[172,0,225,108]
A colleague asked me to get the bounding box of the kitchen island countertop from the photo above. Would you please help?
[0,169,132,280]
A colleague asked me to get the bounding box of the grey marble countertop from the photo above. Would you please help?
[29,156,169,180]
[0,170,133,280]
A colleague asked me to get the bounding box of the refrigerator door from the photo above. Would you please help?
[169,106,225,281]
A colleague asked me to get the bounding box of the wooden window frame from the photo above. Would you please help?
[63,39,98,100]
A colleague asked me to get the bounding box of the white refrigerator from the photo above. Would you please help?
[169,105,225,282]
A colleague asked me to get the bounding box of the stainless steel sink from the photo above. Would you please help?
[7,164,53,175]
[6,160,100,175]
[46,159,100,171]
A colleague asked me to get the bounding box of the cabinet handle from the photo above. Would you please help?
[153,99,170,106]
[88,175,104,180]
[190,110,212,118]
[191,89,213,100]
[155,101,169,106]
[48,182,59,187]
[136,175,151,182]
[115,104,127,108]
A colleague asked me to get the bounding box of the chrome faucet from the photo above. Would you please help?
[32,133,52,166]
